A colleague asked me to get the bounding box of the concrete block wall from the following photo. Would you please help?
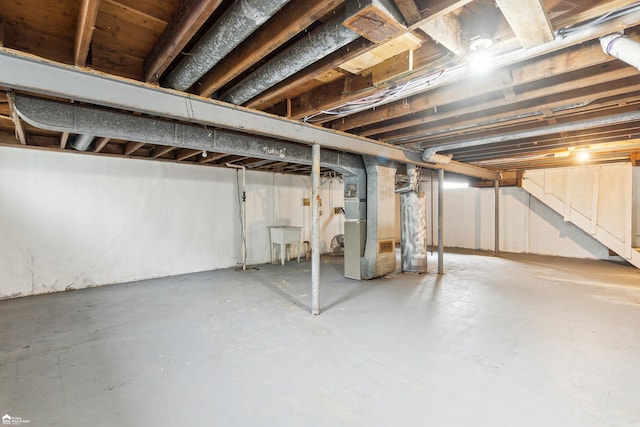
[0,146,344,299]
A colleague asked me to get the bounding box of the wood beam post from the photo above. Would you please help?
[393,0,421,25]
[495,0,554,49]
[94,137,111,152]
[175,148,200,161]
[124,141,146,156]
[144,0,222,83]
[60,132,70,149]
[7,92,27,145]
[419,13,467,57]
[74,0,101,66]
[0,17,5,48]
[151,145,176,158]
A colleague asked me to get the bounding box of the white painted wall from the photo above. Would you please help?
[420,178,617,260]
[633,167,640,247]
[0,147,344,299]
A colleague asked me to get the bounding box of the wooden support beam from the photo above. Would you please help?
[245,39,372,110]
[245,1,467,111]
[74,0,101,66]
[552,0,638,32]
[60,132,70,149]
[393,0,421,25]
[414,0,473,25]
[282,42,441,120]
[290,73,373,120]
[144,0,223,83]
[497,68,516,101]
[124,141,145,156]
[333,39,617,132]
[94,137,110,152]
[631,152,640,166]
[0,17,5,48]
[495,0,554,49]
[175,148,200,161]
[197,0,342,97]
[380,69,640,143]
[419,12,466,57]
[542,108,557,125]
[151,145,175,158]
[7,92,27,145]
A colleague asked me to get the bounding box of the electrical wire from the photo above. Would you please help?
[301,3,640,125]
[302,69,446,123]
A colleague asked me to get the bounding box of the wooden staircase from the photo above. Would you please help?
[521,163,640,269]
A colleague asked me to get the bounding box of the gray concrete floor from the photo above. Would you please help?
[1,251,640,427]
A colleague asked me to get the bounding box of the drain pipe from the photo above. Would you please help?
[163,0,291,91]
[227,163,248,271]
[70,134,94,151]
[600,33,640,70]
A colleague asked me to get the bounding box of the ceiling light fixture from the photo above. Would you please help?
[469,34,493,51]
[577,151,591,161]
[468,51,495,74]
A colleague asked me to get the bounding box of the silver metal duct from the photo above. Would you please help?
[70,134,94,151]
[422,110,640,163]
[398,163,427,273]
[600,33,640,70]
[0,49,498,180]
[220,10,360,105]
[400,191,427,273]
[13,94,363,175]
[163,0,291,91]
[360,156,397,280]
[395,163,418,193]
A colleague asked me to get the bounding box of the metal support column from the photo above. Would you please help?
[226,163,248,270]
[437,168,444,275]
[495,179,500,256]
[311,144,320,315]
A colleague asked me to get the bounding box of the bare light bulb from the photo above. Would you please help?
[577,151,590,161]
